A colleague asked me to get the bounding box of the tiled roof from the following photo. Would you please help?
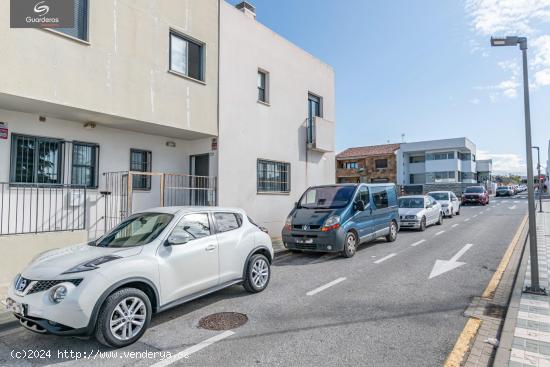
[337,143,400,159]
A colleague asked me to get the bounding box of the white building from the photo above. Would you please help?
[0,1,335,290]
[396,138,484,193]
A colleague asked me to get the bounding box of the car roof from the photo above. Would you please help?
[399,195,426,199]
[140,206,246,215]
[428,191,451,194]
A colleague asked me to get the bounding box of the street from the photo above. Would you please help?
[0,195,528,366]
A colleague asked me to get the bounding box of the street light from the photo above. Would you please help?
[533,146,543,213]
[491,36,545,294]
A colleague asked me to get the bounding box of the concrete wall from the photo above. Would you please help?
[0,0,219,138]
[218,2,335,235]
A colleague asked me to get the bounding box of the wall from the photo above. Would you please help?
[218,3,335,235]
[336,154,398,183]
[0,0,219,138]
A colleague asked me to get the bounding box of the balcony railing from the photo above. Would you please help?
[336,168,363,177]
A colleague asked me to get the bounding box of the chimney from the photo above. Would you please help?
[235,1,256,19]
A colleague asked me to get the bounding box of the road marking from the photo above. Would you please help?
[452,223,459,228]
[435,230,445,236]
[150,330,235,367]
[464,218,470,222]
[411,239,426,247]
[443,317,482,367]
[374,253,397,264]
[429,243,473,279]
[482,214,528,299]
[306,277,346,296]
[473,214,478,218]
[509,205,517,210]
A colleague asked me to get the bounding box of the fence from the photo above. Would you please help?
[0,183,87,235]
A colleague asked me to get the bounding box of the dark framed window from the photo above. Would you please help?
[170,213,212,243]
[130,149,152,190]
[214,212,242,233]
[169,31,204,81]
[258,70,268,102]
[57,0,89,41]
[427,151,455,160]
[372,187,389,209]
[409,156,425,163]
[10,134,63,185]
[257,159,290,193]
[307,93,322,144]
[71,142,99,188]
[344,162,359,169]
[375,159,388,169]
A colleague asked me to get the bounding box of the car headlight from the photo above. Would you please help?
[49,285,67,304]
[324,215,341,227]
[62,255,121,274]
[406,215,416,220]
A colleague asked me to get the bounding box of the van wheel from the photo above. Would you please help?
[342,232,357,258]
[95,288,152,348]
[386,221,397,242]
[419,217,426,231]
[437,213,443,225]
[243,254,271,293]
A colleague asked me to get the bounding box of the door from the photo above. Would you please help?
[351,186,375,241]
[190,154,210,205]
[157,212,219,304]
[428,197,439,223]
[424,198,435,224]
[451,193,459,213]
[371,186,391,235]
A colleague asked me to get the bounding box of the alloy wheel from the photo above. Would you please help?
[251,258,269,288]
[347,233,357,254]
[109,297,146,341]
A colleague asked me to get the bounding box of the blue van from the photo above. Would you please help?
[281,183,399,258]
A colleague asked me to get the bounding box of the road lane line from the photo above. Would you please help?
[435,231,445,236]
[411,239,426,247]
[150,330,235,367]
[374,253,397,264]
[473,214,478,218]
[509,205,517,210]
[464,218,470,222]
[452,223,459,228]
[306,277,346,296]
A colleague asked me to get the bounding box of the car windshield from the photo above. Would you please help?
[399,198,424,208]
[299,186,356,209]
[95,213,174,248]
[498,186,509,190]
[429,193,449,201]
[465,187,484,193]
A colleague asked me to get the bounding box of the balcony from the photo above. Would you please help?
[336,168,363,177]
[307,116,335,153]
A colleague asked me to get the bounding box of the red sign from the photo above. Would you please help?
[0,122,7,140]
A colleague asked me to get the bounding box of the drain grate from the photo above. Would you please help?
[484,304,507,319]
[198,312,248,331]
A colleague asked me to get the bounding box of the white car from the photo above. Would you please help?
[398,195,443,231]
[5,207,273,348]
[428,191,461,217]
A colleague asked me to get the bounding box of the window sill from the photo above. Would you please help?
[257,191,290,196]
[167,70,206,85]
[40,28,90,45]
[257,100,270,107]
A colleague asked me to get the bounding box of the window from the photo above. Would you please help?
[344,162,359,169]
[375,159,388,169]
[307,93,322,144]
[71,143,99,188]
[426,151,455,160]
[170,31,204,81]
[258,70,268,103]
[461,172,476,181]
[130,149,152,190]
[10,134,62,184]
[57,0,88,41]
[97,213,173,248]
[214,212,242,233]
[409,156,425,163]
[257,159,290,193]
[426,171,456,183]
[459,152,476,162]
[372,187,389,209]
[410,173,425,184]
[355,186,369,204]
[170,213,211,243]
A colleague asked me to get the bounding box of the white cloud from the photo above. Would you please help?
[477,150,526,174]
[535,68,550,85]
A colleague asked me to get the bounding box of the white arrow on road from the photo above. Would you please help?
[429,243,473,279]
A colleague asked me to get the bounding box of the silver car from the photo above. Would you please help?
[428,191,461,217]
[398,195,443,231]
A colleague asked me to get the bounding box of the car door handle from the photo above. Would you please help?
[205,244,217,251]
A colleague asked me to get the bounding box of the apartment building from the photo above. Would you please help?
[335,144,400,184]
[0,0,335,287]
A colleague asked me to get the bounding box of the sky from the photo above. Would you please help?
[227,0,550,175]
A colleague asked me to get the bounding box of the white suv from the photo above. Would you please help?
[5,207,273,348]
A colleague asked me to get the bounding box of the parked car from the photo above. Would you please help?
[496,186,514,197]
[398,195,443,231]
[281,183,399,258]
[5,207,273,348]
[428,191,461,217]
[461,186,489,205]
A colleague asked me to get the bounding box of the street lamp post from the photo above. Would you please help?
[533,146,543,213]
[491,36,545,294]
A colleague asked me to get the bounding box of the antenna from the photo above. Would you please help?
[401,133,405,143]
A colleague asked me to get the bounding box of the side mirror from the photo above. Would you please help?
[164,234,190,246]
[354,200,366,211]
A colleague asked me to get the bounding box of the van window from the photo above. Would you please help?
[355,186,369,204]
[299,186,356,209]
[372,187,389,208]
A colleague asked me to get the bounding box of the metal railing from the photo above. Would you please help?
[0,183,87,235]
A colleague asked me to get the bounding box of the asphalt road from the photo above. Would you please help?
[0,195,528,367]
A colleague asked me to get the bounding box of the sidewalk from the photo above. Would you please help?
[495,201,550,366]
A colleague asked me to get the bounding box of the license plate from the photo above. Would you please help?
[5,298,25,316]
[296,238,313,244]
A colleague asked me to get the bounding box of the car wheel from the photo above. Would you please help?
[419,217,426,231]
[243,254,271,293]
[386,221,398,242]
[95,288,152,348]
[436,213,443,225]
[342,231,357,258]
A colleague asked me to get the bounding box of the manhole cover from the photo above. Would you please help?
[198,312,248,331]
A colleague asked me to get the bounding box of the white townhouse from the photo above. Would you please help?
[0,1,335,290]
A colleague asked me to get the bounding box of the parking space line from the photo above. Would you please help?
[411,239,426,247]
[306,277,346,296]
[374,253,397,264]
[435,231,445,236]
[465,218,470,222]
[150,330,235,367]
[452,223,459,228]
